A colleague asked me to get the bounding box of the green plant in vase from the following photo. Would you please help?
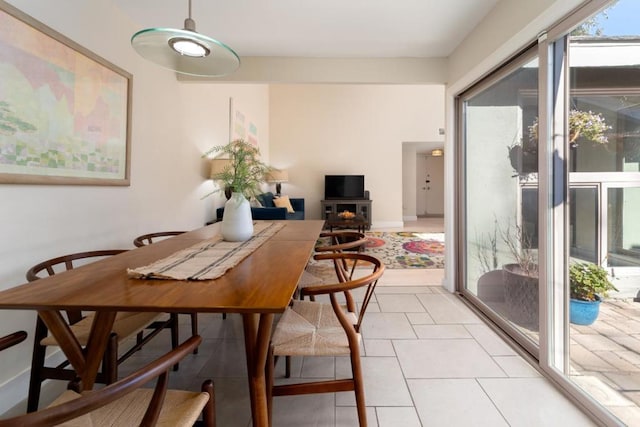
[569,262,617,302]
[202,139,270,241]
[203,139,270,199]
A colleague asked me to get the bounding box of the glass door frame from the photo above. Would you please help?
[456,1,629,425]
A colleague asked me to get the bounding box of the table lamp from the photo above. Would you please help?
[210,158,233,199]
[266,169,289,196]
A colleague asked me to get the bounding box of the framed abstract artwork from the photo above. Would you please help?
[0,1,132,185]
[229,97,258,146]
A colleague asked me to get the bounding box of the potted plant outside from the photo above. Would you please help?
[569,262,618,325]
[509,109,611,176]
[203,139,270,241]
[500,222,539,328]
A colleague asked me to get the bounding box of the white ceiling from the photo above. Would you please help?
[114,0,499,58]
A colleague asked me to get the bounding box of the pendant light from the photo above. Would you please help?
[131,0,240,77]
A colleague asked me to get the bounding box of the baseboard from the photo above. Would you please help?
[370,221,404,229]
[0,351,66,416]
[403,215,418,221]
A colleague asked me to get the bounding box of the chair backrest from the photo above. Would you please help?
[308,252,384,333]
[0,336,206,427]
[133,231,186,247]
[0,331,27,352]
[26,250,128,281]
[315,232,368,290]
[26,250,127,325]
[316,231,367,253]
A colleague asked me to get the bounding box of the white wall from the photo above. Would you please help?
[180,83,271,213]
[402,144,418,220]
[0,0,268,413]
[268,84,445,228]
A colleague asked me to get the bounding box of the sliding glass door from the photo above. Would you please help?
[460,50,541,352]
[458,1,640,424]
[563,15,640,423]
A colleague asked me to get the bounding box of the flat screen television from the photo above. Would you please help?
[324,175,365,200]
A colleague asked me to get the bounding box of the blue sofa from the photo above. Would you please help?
[216,192,305,221]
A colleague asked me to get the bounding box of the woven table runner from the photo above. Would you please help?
[128,222,285,281]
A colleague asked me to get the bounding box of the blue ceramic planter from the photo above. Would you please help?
[569,296,601,325]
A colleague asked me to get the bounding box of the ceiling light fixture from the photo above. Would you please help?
[131,0,240,77]
[431,149,444,157]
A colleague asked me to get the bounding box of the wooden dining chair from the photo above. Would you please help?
[132,231,186,247]
[25,249,180,412]
[0,335,216,427]
[268,252,384,427]
[0,329,28,354]
[285,231,370,377]
[298,231,368,304]
[133,231,226,352]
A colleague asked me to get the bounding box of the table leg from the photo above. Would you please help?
[37,310,117,391]
[242,313,274,427]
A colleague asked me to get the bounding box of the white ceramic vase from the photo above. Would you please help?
[221,192,254,242]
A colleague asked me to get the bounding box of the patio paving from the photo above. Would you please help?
[570,298,640,420]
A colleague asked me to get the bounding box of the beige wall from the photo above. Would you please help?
[0,0,588,414]
[0,0,268,413]
[402,144,419,220]
[180,56,448,84]
[269,84,444,228]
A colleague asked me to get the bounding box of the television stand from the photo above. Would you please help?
[321,199,372,230]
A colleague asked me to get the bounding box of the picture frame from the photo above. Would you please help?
[229,97,258,146]
[0,1,132,186]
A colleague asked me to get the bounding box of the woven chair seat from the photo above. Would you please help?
[272,300,359,357]
[297,269,325,290]
[269,253,384,427]
[49,388,210,427]
[40,312,163,347]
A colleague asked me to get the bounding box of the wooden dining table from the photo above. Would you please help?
[0,219,324,427]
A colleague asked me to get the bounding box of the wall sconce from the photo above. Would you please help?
[266,169,289,196]
[431,149,444,157]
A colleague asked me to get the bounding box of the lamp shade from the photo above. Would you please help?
[266,169,289,183]
[131,0,240,77]
[210,158,233,179]
[131,28,240,77]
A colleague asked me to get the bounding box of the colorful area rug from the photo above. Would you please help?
[308,231,444,274]
[364,231,445,269]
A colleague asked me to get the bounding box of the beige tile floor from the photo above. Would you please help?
[114,218,597,426]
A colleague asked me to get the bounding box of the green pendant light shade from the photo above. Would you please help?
[131,0,239,77]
